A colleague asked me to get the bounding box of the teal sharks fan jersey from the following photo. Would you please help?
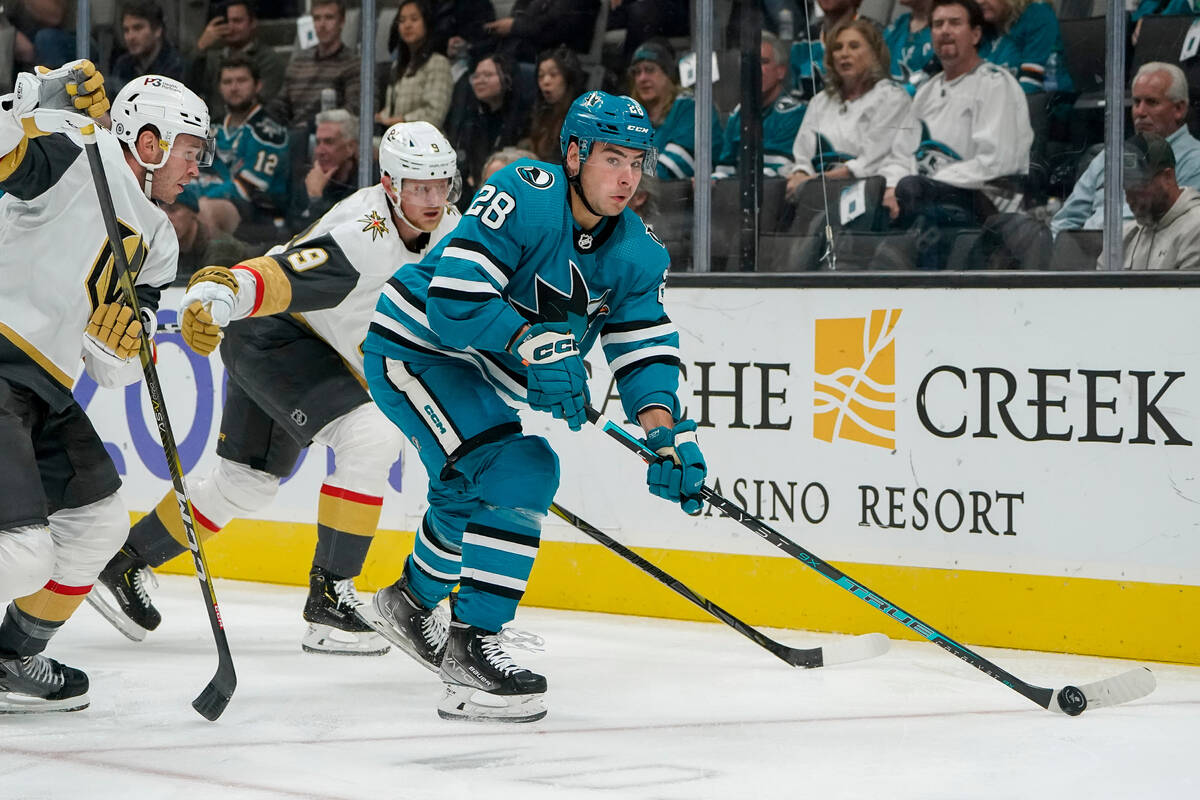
[365,160,682,422]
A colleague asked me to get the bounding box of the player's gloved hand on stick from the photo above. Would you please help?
[510,322,589,431]
[12,59,110,137]
[179,265,240,356]
[644,419,707,514]
[83,303,143,364]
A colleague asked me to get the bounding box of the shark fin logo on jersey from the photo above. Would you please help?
[517,166,555,189]
[359,210,390,241]
[510,260,610,341]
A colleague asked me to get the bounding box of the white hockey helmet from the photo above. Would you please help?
[379,121,460,204]
[111,75,215,174]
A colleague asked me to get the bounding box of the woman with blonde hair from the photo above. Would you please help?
[785,19,913,197]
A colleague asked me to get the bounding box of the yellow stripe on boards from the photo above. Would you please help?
[137,513,1200,665]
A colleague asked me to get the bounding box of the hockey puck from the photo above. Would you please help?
[1056,686,1087,716]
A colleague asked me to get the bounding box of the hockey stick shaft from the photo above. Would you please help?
[584,407,1070,710]
[80,125,235,720]
[550,502,824,667]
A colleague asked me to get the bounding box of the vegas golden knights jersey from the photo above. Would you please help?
[0,126,177,407]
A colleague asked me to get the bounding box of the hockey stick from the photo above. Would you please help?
[550,502,889,668]
[79,123,236,721]
[585,406,1156,715]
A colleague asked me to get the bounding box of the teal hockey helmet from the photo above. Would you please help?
[559,90,657,175]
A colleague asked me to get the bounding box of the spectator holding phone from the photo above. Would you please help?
[187,0,285,117]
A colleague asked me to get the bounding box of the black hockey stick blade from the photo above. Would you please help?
[585,407,1156,714]
[193,647,238,720]
[550,502,889,669]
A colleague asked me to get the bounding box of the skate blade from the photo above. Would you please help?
[0,691,90,714]
[437,683,547,723]
[301,624,390,657]
[84,591,149,642]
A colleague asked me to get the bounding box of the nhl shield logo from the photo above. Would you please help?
[577,232,593,249]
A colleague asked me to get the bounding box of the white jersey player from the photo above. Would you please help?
[0,66,212,713]
[89,122,463,656]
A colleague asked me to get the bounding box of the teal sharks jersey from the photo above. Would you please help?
[365,160,682,422]
[197,105,291,214]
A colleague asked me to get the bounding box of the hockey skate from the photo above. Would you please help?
[367,574,449,672]
[301,567,390,656]
[0,653,89,713]
[87,547,161,642]
[437,619,547,723]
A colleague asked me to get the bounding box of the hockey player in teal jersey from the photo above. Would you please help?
[362,90,707,723]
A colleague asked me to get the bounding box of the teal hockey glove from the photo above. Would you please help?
[644,419,706,514]
[510,322,590,431]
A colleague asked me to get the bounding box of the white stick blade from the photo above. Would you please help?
[820,632,891,666]
[1052,667,1156,714]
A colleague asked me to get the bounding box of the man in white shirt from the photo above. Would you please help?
[880,0,1033,268]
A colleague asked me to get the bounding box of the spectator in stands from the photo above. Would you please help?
[166,187,258,285]
[977,0,1071,95]
[879,0,1033,269]
[786,20,912,195]
[377,0,454,129]
[628,40,722,180]
[1099,132,1200,270]
[445,53,530,197]
[291,108,361,227]
[4,0,79,70]
[790,0,865,99]
[884,0,936,95]
[1132,0,1200,47]
[430,0,496,74]
[110,1,185,94]
[187,1,285,117]
[608,0,689,67]
[1052,63,1200,238]
[482,0,599,64]
[480,145,538,182]
[716,31,805,178]
[270,0,360,130]
[195,55,291,236]
[521,46,585,161]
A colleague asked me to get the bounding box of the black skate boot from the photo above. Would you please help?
[367,573,449,672]
[437,618,547,723]
[0,652,89,713]
[301,566,390,656]
[87,547,161,642]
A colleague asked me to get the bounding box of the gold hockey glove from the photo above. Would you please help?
[85,303,143,360]
[180,266,240,356]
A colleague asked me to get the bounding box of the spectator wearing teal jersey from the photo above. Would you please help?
[627,40,722,180]
[883,0,936,96]
[1133,0,1200,46]
[977,0,1072,94]
[716,31,806,178]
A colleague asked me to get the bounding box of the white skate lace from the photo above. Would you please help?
[131,566,157,607]
[332,578,364,610]
[479,634,522,676]
[496,628,545,653]
[16,655,62,690]
[421,604,449,650]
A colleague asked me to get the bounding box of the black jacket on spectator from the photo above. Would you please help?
[445,72,531,200]
[431,0,496,54]
[110,39,186,96]
[494,0,599,63]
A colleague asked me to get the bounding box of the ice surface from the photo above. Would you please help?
[2,575,1197,799]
